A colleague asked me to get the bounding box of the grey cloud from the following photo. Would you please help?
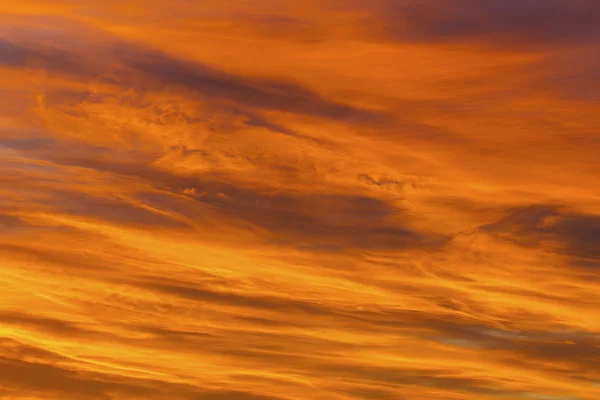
[1,25,385,123]
[48,190,188,228]
[136,187,447,251]
[18,135,444,252]
[0,38,102,78]
[0,39,29,66]
[480,205,600,266]
[0,213,25,228]
[112,43,385,122]
[370,0,600,47]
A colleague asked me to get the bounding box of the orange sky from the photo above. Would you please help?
[1,1,600,399]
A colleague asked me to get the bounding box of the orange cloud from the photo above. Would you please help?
[1,2,599,400]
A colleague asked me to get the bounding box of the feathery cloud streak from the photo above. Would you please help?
[1,2,599,399]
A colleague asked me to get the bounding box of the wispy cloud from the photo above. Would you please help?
[1,2,599,400]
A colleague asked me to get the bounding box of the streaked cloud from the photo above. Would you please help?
[1,2,599,400]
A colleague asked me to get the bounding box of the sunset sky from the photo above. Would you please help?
[1,1,600,399]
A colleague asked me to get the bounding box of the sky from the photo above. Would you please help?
[0,1,599,399]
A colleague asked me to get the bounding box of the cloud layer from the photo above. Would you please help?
[1,2,599,400]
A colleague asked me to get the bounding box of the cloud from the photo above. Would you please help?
[113,42,386,122]
[0,38,102,78]
[0,311,100,337]
[0,241,115,272]
[127,277,338,317]
[0,354,278,400]
[163,189,444,251]
[0,129,444,251]
[0,26,384,123]
[362,0,600,47]
[481,205,600,266]
[1,5,600,400]
[0,338,284,400]
[50,190,189,228]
